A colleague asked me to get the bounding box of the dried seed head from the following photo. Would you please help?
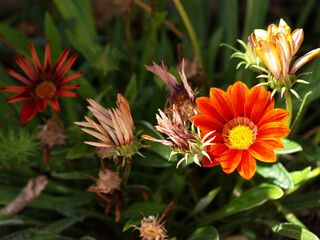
[88,169,122,194]
[36,117,66,148]
[132,215,168,240]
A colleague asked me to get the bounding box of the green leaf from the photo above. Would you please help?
[290,167,312,185]
[80,237,96,240]
[256,162,294,189]
[272,223,319,240]
[120,202,167,220]
[207,27,223,84]
[221,184,283,214]
[191,187,221,215]
[187,226,219,240]
[124,75,137,104]
[51,170,94,180]
[66,143,91,159]
[275,139,303,154]
[44,12,61,62]
[44,217,82,234]
[122,217,141,232]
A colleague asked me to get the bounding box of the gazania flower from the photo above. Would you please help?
[142,104,214,167]
[190,81,290,180]
[75,94,141,160]
[145,59,198,122]
[0,42,83,123]
[132,215,168,240]
[251,18,320,95]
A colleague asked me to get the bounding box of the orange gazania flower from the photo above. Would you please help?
[190,81,290,180]
[251,19,320,89]
[0,42,83,123]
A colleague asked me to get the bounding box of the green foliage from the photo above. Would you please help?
[0,129,39,166]
[0,0,319,239]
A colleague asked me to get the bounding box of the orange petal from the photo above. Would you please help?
[190,114,224,132]
[290,48,320,74]
[257,108,289,127]
[207,142,228,157]
[258,41,282,79]
[210,88,235,122]
[220,149,242,174]
[196,97,225,124]
[202,152,220,167]
[237,151,256,180]
[247,86,273,123]
[257,122,290,140]
[227,81,249,116]
[248,141,276,163]
[263,139,284,150]
[291,29,304,56]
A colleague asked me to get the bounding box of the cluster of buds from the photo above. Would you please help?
[143,60,215,167]
[75,94,142,165]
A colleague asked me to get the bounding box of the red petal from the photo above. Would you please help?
[56,53,78,78]
[20,100,40,123]
[56,90,79,97]
[6,91,32,103]
[14,57,37,82]
[210,88,235,122]
[60,72,84,85]
[52,48,70,74]
[202,152,220,167]
[44,41,51,71]
[257,108,289,127]
[206,142,228,157]
[0,86,27,92]
[257,122,290,140]
[227,81,249,116]
[21,55,38,81]
[60,84,82,90]
[50,98,61,112]
[220,149,242,174]
[237,151,256,180]
[248,141,277,163]
[6,68,32,85]
[263,139,284,149]
[196,97,225,124]
[29,43,43,73]
[36,98,47,112]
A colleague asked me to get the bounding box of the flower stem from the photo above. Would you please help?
[172,0,203,68]
[284,90,292,128]
[273,200,306,228]
[122,159,132,186]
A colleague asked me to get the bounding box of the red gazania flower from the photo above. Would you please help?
[0,42,83,123]
[190,81,290,180]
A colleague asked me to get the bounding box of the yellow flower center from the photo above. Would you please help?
[222,117,257,150]
[35,81,56,99]
[228,125,253,150]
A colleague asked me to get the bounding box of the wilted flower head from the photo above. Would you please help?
[145,59,198,122]
[251,18,320,96]
[36,117,66,148]
[132,215,168,240]
[88,169,123,222]
[0,42,83,123]
[191,81,290,180]
[75,94,141,161]
[88,169,122,195]
[142,105,214,167]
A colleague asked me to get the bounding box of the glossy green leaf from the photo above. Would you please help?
[44,12,61,62]
[256,162,294,189]
[187,226,219,240]
[275,139,303,154]
[290,167,312,185]
[124,75,137,104]
[44,217,82,234]
[191,187,221,215]
[272,223,319,240]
